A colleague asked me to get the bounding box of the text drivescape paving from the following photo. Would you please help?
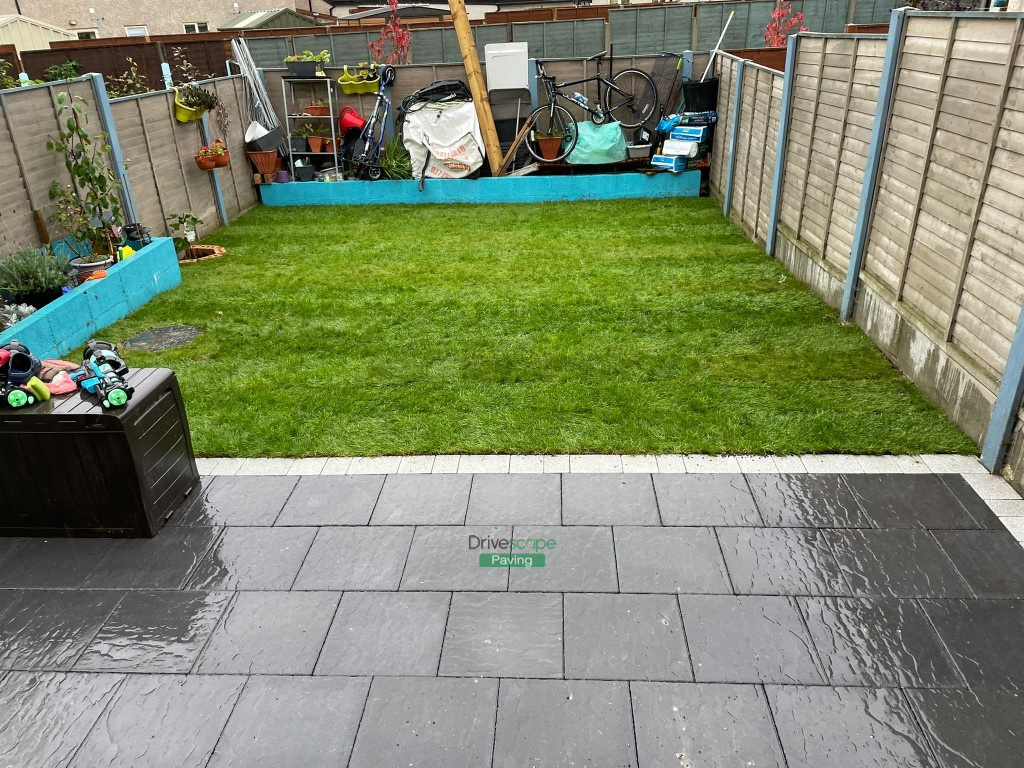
[1,455,1024,767]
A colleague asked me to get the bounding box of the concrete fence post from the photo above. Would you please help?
[89,73,138,226]
[982,303,1024,473]
[682,50,693,82]
[764,34,799,257]
[839,8,907,322]
[199,112,229,227]
[722,59,745,218]
[161,63,174,90]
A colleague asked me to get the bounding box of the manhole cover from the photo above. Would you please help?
[124,325,202,351]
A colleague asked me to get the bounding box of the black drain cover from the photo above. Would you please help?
[124,325,202,351]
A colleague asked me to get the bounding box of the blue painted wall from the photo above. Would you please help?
[0,238,181,361]
[261,172,701,206]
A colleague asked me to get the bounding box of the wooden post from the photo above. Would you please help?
[448,0,503,175]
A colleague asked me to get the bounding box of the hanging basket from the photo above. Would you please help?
[195,155,217,171]
[174,89,205,123]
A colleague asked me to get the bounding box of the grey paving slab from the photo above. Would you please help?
[69,674,244,768]
[492,679,637,768]
[562,473,659,525]
[185,527,316,590]
[508,526,617,592]
[717,527,853,596]
[348,677,498,768]
[0,590,122,671]
[465,474,561,525]
[679,595,825,684]
[292,527,413,591]
[844,474,980,529]
[195,591,339,675]
[937,474,1004,529]
[369,474,472,525]
[631,682,786,768]
[275,475,385,526]
[799,597,965,688]
[176,476,298,526]
[922,599,1024,689]
[825,529,973,598]
[316,592,449,676]
[933,529,1024,598]
[79,527,220,590]
[0,538,115,589]
[400,526,511,591]
[207,676,370,768]
[439,592,562,678]
[746,473,872,527]
[0,671,124,768]
[654,473,763,526]
[767,685,939,768]
[74,591,232,674]
[565,593,690,681]
[614,526,731,594]
[908,687,1024,768]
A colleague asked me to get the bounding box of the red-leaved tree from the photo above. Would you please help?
[368,0,411,65]
[764,0,808,47]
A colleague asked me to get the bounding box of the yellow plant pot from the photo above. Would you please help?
[173,89,205,123]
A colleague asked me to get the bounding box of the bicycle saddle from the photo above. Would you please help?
[586,50,608,62]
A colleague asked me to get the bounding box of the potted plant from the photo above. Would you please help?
[306,123,330,153]
[174,84,221,123]
[283,50,329,78]
[48,184,117,277]
[378,135,412,179]
[305,98,331,117]
[211,138,230,166]
[195,145,219,170]
[290,126,308,153]
[0,247,71,309]
[534,129,564,161]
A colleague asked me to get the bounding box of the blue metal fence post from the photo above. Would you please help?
[840,8,907,322]
[89,73,137,225]
[161,62,173,90]
[764,35,799,257]
[199,113,229,227]
[982,303,1024,472]
[722,59,745,218]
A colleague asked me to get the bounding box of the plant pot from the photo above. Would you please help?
[173,89,204,123]
[305,105,330,117]
[276,170,290,183]
[290,137,306,153]
[195,154,217,171]
[323,139,334,154]
[307,136,324,153]
[286,60,319,78]
[295,165,316,182]
[214,151,230,167]
[11,288,64,309]
[70,255,115,278]
[247,150,279,175]
[536,135,564,161]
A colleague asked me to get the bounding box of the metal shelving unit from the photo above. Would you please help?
[281,76,339,180]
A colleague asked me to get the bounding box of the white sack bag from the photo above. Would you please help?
[403,100,484,185]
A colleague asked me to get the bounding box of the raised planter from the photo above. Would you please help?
[0,238,181,361]
[259,171,701,206]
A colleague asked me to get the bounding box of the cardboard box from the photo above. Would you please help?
[651,154,686,172]
[670,125,708,142]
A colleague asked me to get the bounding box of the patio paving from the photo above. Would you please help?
[1,467,1023,766]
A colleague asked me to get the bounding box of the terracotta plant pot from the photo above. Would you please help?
[214,151,230,167]
[247,150,279,175]
[536,135,563,161]
[195,155,217,171]
[307,136,324,153]
[305,105,330,117]
[323,139,334,154]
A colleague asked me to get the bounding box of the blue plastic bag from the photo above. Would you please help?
[567,120,627,165]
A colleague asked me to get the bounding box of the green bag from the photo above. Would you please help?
[567,120,628,165]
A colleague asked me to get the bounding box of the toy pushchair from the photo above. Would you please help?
[350,65,396,180]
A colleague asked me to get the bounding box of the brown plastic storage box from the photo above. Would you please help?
[0,368,200,537]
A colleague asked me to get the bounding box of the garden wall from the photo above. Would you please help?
[712,10,1024,485]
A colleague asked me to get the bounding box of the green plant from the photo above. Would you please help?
[48,183,109,263]
[305,123,330,138]
[0,247,71,300]
[46,92,123,257]
[0,59,19,90]
[0,302,36,330]
[198,144,226,157]
[290,126,310,138]
[166,212,203,254]
[308,98,329,107]
[284,50,330,64]
[43,58,80,82]
[378,134,412,180]
[171,46,214,84]
[176,84,220,111]
[106,57,149,98]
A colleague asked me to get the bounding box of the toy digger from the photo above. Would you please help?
[70,340,134,408]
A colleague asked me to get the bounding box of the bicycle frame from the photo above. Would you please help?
[537,57,636,120]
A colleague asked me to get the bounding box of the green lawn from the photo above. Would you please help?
[107,198,974,457]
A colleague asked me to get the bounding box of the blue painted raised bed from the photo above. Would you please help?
[260,171,701,206]
[0,238,181,360]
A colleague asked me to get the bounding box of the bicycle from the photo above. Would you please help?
[525,51,657,163]
[349,65,395,180]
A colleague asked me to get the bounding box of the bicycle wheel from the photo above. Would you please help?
[524,103,578,163]
[605,69,658,129]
